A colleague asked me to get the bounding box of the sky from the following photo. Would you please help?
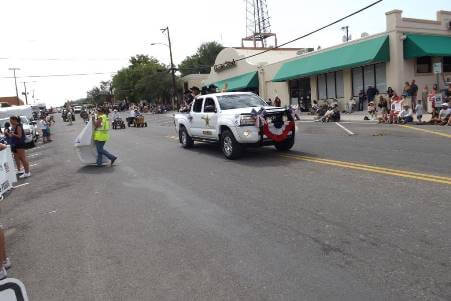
[0,0,449,107]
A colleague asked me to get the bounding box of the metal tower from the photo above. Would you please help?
[242,0,277,48]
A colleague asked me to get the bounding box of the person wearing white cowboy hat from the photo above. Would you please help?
[398,104,413,124]
[438,102,451,125]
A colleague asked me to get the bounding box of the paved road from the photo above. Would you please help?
[2,114,450,300]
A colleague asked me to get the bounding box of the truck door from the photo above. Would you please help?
[190,97,204,137]
[200,97,218,138]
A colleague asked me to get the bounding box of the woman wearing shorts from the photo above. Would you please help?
[6,116,30,178]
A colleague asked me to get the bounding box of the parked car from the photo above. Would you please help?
[0,116,38,147]
[174,92,296,159]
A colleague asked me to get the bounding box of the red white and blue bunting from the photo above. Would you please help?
[251,107,296,143]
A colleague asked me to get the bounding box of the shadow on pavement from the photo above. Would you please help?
[187,143,318,168]
[76,165,116,174]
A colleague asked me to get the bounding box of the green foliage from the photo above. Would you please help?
[87,80,112,105]
[178,41,224,76]
[110,54,179,104]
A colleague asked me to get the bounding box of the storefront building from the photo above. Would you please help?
[199,9,451,109]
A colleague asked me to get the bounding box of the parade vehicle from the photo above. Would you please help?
[174,92,296,159]
[112,117,126,129]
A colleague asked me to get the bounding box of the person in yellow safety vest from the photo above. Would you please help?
[93,107,117,167]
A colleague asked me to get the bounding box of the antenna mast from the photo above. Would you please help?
[243,0,277,48]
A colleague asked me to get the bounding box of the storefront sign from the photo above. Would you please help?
[433,63,442,74]
[214,60,236,73]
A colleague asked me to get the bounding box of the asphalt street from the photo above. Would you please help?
[1,113,450,300]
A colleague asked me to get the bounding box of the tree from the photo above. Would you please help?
[111,54,177,105]
[178,41,224,76]
[86,80,113,105]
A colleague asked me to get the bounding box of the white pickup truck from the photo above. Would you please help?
[174,92,296,159]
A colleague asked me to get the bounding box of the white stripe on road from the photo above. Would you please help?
[13,183,29,189]
[335,122,355,136]
[28,153,41,158]
[30,163,39,167]
[29,146,44,151]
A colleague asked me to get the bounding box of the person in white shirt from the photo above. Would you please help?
[438,103,451,125]
[398,105,413,124]
[38,117,49,143]
[415,100,424,123]
[112,109,120,120]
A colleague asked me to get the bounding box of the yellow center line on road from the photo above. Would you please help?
[280,154,451,185]
[398,125,451,139]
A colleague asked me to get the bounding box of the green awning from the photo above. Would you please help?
[214,71,258,91]
[273,35,389,82]
[404,34,451,59]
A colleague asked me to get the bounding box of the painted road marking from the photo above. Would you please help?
[28,153,41,158]
[398,125,451,139]
[165,135,178,141]
[335,122,355,135]
[29,146,44,151]
[280,154,451,185]
[30,163,39,167]
[13,183,30,189]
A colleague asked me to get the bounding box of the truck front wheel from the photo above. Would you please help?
[179,126,194,148]
[274,134,295,152]
[221,130,243,160]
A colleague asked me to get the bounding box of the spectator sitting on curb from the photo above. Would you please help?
[398,105,413,124]
[439,103,451,126]
[377,96,389,123]
[367,101,377,120]
[389,92,403,124]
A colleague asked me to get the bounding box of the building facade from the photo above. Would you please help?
[199,9,451,110]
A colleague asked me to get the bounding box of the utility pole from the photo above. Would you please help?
[341,26,350,42]
[8,67,20,105]
[161,26,177,110]
[23,82,28,104]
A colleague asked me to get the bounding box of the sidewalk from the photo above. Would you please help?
[298,111,433,122]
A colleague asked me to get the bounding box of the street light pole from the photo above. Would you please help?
[161,26,178,110]
[8,67,20,105]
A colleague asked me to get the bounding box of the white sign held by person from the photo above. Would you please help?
[0,278,29,301]
[74,119,107,165]
[0,146,17,198]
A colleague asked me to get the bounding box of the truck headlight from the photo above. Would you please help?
[239,115,256,126]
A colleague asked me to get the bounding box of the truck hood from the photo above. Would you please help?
[220,106,286,115]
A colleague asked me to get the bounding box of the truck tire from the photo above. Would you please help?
[221,130,243,160]
[274,134,295,152]
[179,126,194,148]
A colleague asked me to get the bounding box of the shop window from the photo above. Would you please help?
[375,63,387,92]
[443,56,451,73]
[352,67,363,97]
[317,74,327,100]
[416,56,431,73]
[336,71,344,98]
[326,72,336,99]
[364,65,375,90]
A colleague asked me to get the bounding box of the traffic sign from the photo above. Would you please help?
[433,63,442,74]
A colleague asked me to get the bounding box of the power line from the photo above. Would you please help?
[0,72,116,79]
[0,57,129,62]
[236,0,383,62]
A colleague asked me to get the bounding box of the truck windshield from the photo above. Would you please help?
[217,94,267,110]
